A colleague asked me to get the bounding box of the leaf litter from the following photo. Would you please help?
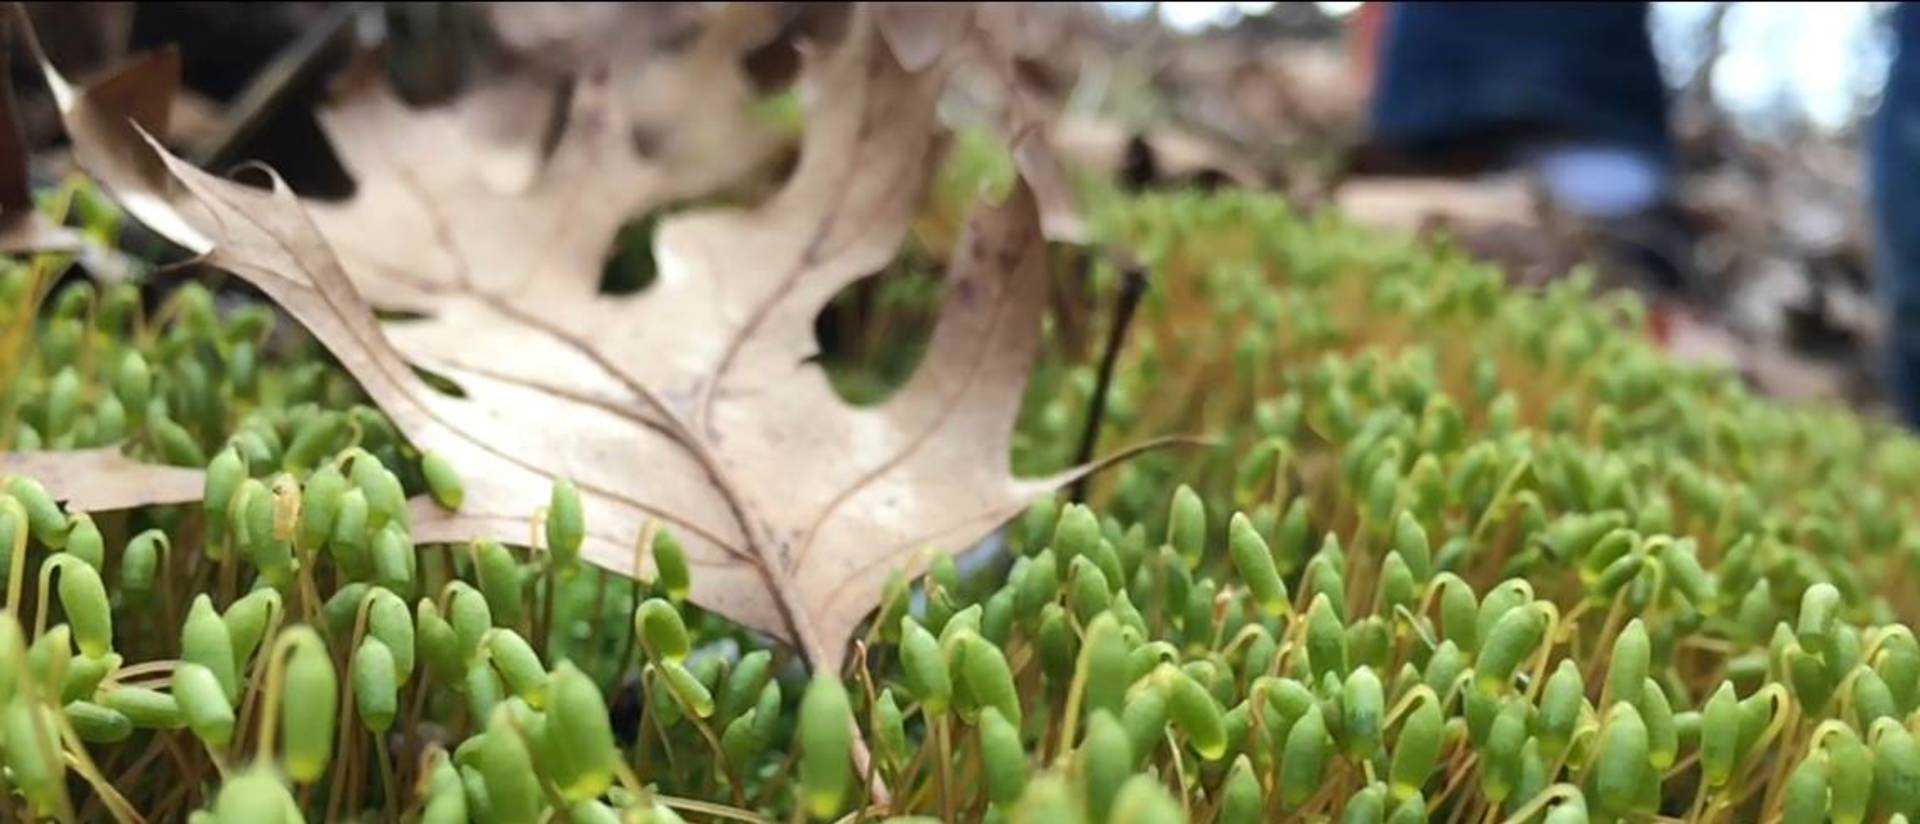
[16,3,1159,674]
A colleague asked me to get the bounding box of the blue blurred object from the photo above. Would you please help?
[1368,2,1673,169]
[1873,5,1920,428]
[1371,2,1920,429]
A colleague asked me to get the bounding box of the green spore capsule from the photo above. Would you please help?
[1538,660,1585,758]
[65,699,132,743]
[962,633,1022,730]
[61,650,116,704]
[1281,704,1331,807]
[1873,721,1920,819]
[548,662,618,801]
[657,660,713,718]
[1641,678,1678,770]
[1218,755,1265,824]
[1081,709,1134,819]
[352,455,409,532]
[1592,704,1649,817]
[901,617,951,714]
[371,523,415,597]
[329,488,372,578]
[174,662,234,749]
[298,463,346,550]
[719,649,773,723]
[1122,682,1171,764]
[52,557,111,657]
[1344,783,1389,824]
[1475,603,1547,695]
[1854,667,1899,728]
[1783,752,1830,824]
[1168,485,1207,567]
[1699,682,1741,787]
[546,477,582,566]
[204,448,246,546]
[1111,774,1184,824]
[101,686,184,730]
[798,673,853,820]
[113,351,151,420]
[353,638,399,733]
[1391,697,1443,800]
[1342,666,1386,759]
[1017,496,1057,554]
[1229,511,1289,616]
[7,476,68,548]
[1827,728,1873,824]
[476,715,543,824]
[120,529,166,597]
[417,600,462,683]
[1053,502,1101,561]
[1481,699,1527,803]
[1068,555,1112,623]
[652,529,691,600]
[182,594,239,703]
[1608,619,1650,704]
[1161,664,1227,760]
[486,629,548,707]
[283,411,346,473]
[476,540,525,629]
[1440,577,1479,653]
[423,451,465,510]
[365,589,414,684]
[872,688,908,771]
[282,629,339,783]
[1797,583,1842,659]
[1306,594,1348,680]
[213,768,297,824]
[979,706,1028,805]
[635,598,690,662]
[1017,548,1059,622]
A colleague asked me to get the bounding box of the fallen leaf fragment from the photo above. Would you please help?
[37,5,1143,673]
[0,448,202,511]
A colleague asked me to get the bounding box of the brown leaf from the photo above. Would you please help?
[1334,174,1538,234]
[875,2,976,72]
[968,4,1087,242]
[44,6,1137,672]
[0,448,202,511]
[30,35,202,253]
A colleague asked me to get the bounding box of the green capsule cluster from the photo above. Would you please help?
[19,121,1920,824]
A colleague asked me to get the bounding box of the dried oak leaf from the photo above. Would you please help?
[49,9,1141,671]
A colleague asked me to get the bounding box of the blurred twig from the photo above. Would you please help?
[190,2,357,168]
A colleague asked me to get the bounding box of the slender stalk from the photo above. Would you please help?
[1,497,27,615]
[656,793,778,824]
[230,601,287,760]
[1070,266,1150,502]
[934,714,955,823]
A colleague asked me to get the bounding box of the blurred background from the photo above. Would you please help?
[10,1,1900,410]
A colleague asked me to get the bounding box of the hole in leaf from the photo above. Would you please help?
[598,198,756,295]
[599,216,662,295]
[411,364,468,398]
[811,245,944,407]
[741,30,801,94]
[379,4,488,106]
